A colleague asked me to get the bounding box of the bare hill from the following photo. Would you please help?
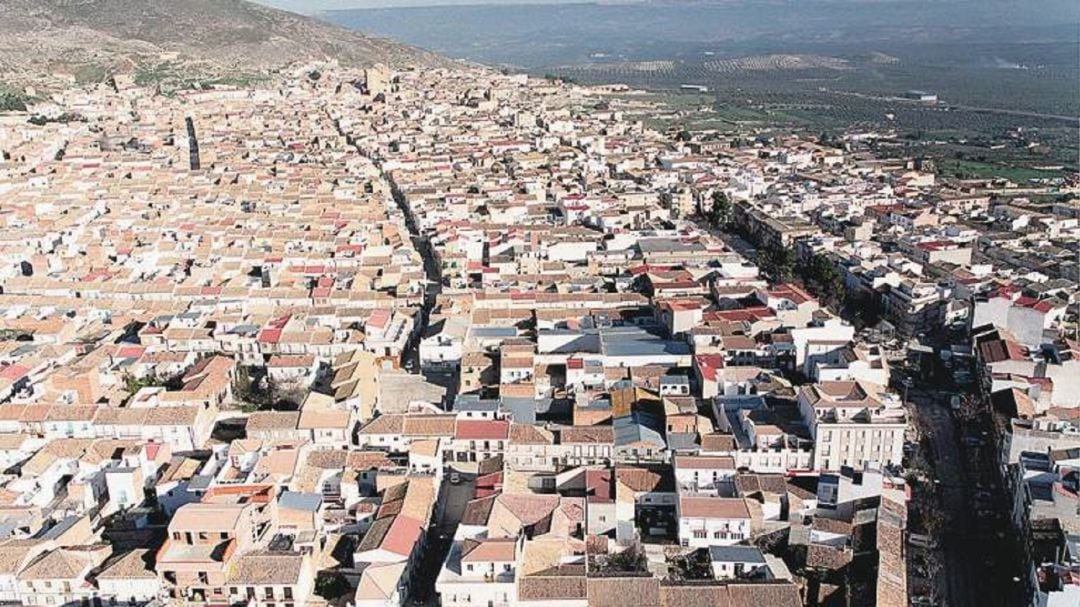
[0,0,444,86]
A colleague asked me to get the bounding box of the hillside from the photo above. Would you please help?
[0,0,444,88]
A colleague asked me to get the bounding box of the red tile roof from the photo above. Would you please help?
[381,515,423,556]
[455,419,510,440]
[679,496,750,519]
[694,354,725,382]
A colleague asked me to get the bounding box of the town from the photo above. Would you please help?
[0,61,1076,607]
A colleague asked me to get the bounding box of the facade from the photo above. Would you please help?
[798,382,907,471]
[677,496,752,548]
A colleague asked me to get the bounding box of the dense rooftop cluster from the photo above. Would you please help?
[0,61,1075,607]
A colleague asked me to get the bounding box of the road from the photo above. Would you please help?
[907,375,1024,607]
[334,118,442,371]
[910,388,979,607]
[338,119,455,405]
[388,176,442,372]
[390,188,459,406]
[410,473,475,606]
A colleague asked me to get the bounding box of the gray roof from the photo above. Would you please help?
[539,329,601,354]
[279,491,322,512]
[454,395,500,412]
[709,545,766,563]
[230,324,260,336]
[500,397,540,425]
[469,326,518,338]
[453,395,546,424]
[600,327,690,358]
[666,432,699,452]
[715,395,767,450]
[637,238,706,254]
[37,515,81,540]
[613,413,665,449]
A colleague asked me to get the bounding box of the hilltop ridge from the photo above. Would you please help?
[0,0,444,88]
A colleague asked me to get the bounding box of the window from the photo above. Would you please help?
[265,587,275,599]
[197,572,208,585]
[284,588,293,600]
[693,530,706,539]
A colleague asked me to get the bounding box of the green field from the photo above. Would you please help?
[937,159,1064,182]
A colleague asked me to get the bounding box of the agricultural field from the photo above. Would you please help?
[934,159,1061,183]
[134,61,269,92]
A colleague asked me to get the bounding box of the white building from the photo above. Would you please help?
[436,537,519,607]
[797,381,907,472]
[676,496,751,548]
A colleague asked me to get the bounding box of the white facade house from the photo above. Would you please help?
[797,381,907,472]
[420,334,464,370]
[673,455,737,496]
[809,345,890,387]
[436,537,519,607]
[708,545,769,580]
[677,496,751,548]
[96,549,161,606]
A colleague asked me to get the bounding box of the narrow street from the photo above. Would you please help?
[906,365,1025,607]
[384,169,442,371]
[410,474,475,606]
[337,118,452,402]
[910,388,979,607]
[385,177,458,405]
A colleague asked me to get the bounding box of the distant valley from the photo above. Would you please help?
[326,0,1079,175]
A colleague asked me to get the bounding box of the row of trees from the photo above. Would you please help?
[699,191,885,325]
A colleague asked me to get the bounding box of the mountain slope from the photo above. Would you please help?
[0,0,444,86]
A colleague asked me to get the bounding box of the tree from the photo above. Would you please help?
[315,572,350,600]
[599,542,647,573]
[800,253,845,311]
[669,548,713,580]
[125,371,184,397]
[0,92,27,112]
[758,243,795,283]
[845,289,884,329]
[708,190,732,230]
[232,365,273,412]
[125,373,162,394]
